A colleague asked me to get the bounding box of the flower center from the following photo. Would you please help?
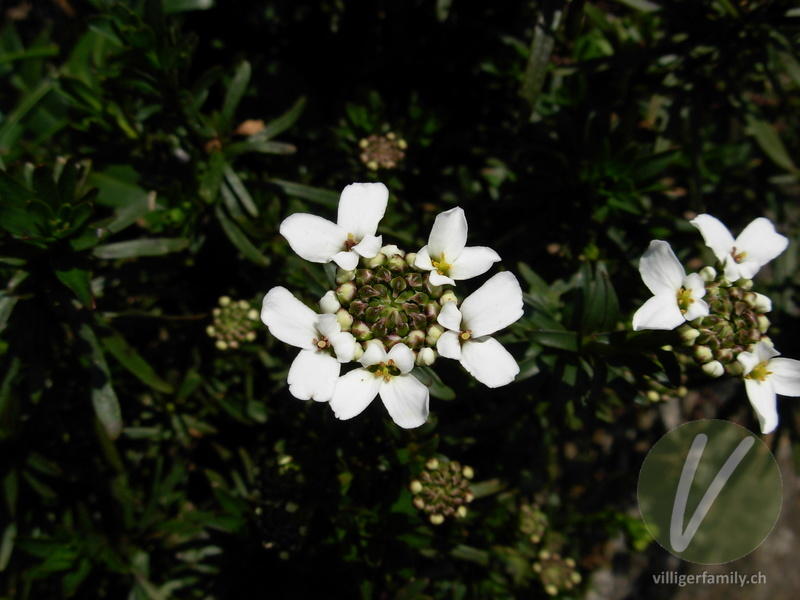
[676,287,696,314]
[731,246,747,264]
[460,329,472,341]
[745,361,772,382]
[344,233,358,251]
[430,253,452,276]
[368,359,401,382]
[313,336,331,351]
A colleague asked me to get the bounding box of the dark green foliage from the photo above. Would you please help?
[1,0,799,598]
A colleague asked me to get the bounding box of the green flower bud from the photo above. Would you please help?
[758,314,770,334]
[364,253,387,269]
[699,266,717,282]
[415,347,436,366]
[693,345,714,363]
[426,324,445,346]
[336,308,354,331]
[352,320,372,341]
[440,290,458,305]
[702,360,725,378]
[336,268,356,284]
[678,324,700,345]
[336,281,358,304]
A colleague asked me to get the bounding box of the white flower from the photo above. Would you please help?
[415,207,501,286]
[690,214,788,282]
[279,182,389,270]
[436,272,523,387]
[329,343,430,429]
[632,240,709,331]
[261,287,357,402]
[738,340,800,434]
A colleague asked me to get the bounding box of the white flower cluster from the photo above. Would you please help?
[633,214,800,434]
[261,183,524,428]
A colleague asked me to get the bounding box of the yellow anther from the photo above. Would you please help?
[460,330,472,341]
[731,246,747,264]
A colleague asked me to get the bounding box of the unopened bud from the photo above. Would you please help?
[351,320,372,341]
[429,514,444,525]
[415,347,436,366]
[364,253,386,269]
[336,308,354,331]
[738,278,753,290]
[758,314,770,334]
[405,329,425,349]
[751,293,772,313]
[702,360,725,378]
[409,480,423,494]
[440,290,458,305]
[336,268,356,284]
[693,345,714,363]
[426,324,445,346]
[405,252,417,267]
[319,290,340,314]
[699,266,717,282]
[678,324,700,345]
[336,282,357,304]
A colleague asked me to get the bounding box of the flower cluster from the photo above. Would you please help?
[358,132,407,170]
[262,183,524,428]
[532,551,582,597]
[633,214,800,433]
[206,296,260,350]
[409,458,474,524]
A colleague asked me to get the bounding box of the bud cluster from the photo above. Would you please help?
[679,269,772,377]
[358,132,407,170]
[519,501,549,545]
[532,551,582,597]
[409,458,474,525]
[207,296,260,350]
[333,245,452,367]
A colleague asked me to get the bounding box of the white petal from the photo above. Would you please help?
[639,240,685,295]
[437,300,463,332]
[437,331,462,360]
[460,336,519,388]
[332,249,359,270]
[458,272,524,338]
[329,368,381,419]
[632,294,684,331]
[737,350,759,377]
[744,378,779,434]
[414,247,434,271]
[359,341,388,367]
[380,375,430,428]
[352,234,383,259]
[769,358,800,397]
[735,218,789,278]
[427,207,467,261]
[330,331,357,363]
[280,213,346,263]
[287,350,340,402]
[690,214,735,264]
[682,298,709,322]
[387,343,415,374]
[447,246,501,281]
[319,291,340,314]
[754,340,780,364]
[428,271,456,286]
[336,182,388,240]
[261,287,318,349]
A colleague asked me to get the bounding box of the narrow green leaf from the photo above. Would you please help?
[260,96,307,140]
[0,78,54,153]
[214,205,270,266]
[0,270,29,334]
[223,164,258,217]
[98,325,174,393]
[521,3,562,114]
[0,522,15,571]
[221,61,251,129]
[225,140,297,157]
[164,0,214,13]
[93,237,189,259]
[270,179,340,208]
[79,324,122,439]
[745,114,798,173]
[529,329,579,352]
[613,0,661,11]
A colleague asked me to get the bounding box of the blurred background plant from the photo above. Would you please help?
[0,0,798,598]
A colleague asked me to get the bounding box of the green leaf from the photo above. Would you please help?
[79,324,122,439]
[260,96,307,140]
[0,78,54,154]
[214,205,270,266]
[0,522,15,572]
[529,330,579,352]
[98,324,174,393]
[222,164,258,218]
[51,257,94,308]
[93,237,190,259]
[225,140,297,157]
[221,60,251,129]
[745,115,798,173]
[270,179,340,208]
[0,270,29,335]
